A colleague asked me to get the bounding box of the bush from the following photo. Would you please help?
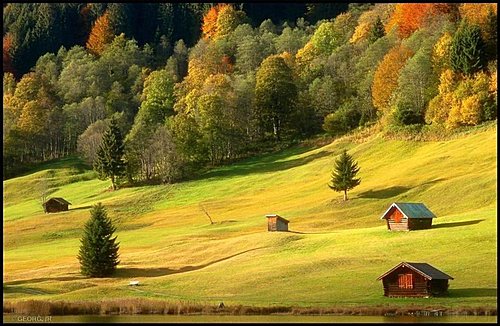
[393,102,425,126]
[322,102,361,136]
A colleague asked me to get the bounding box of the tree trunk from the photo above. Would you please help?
[273,117,281,141]
[344,189,348,201]
[111,175,116,190]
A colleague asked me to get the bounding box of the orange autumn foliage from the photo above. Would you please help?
[385,3,458,38]
[86,11,114,56]
[202,3,229,40]
[459,3,497,40]
[3,33,16,75]
[372,44,414,113]
[459,3,497,25]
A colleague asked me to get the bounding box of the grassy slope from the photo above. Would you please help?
[3,124,497,308]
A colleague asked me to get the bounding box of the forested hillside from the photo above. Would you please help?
[3,3,497,181]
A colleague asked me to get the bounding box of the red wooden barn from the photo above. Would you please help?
[43,197,71,213]
[380,202,436,231]
[377,262,453,297]
[266,214,289,232]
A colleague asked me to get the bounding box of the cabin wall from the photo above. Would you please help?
[385,207,409,231]
[408,218,433,230]
[45,202,68,213]
[268,217,277,231]
[382,266,430,297]
[388,218,409,231]
[276,218,288,231]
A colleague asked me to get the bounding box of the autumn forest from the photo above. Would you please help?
[2,3,497,182]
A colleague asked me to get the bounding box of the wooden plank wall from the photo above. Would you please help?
[388,218,409,231]
[408,218,433,230]
[383,271,429,297]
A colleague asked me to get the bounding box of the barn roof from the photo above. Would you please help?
[380,202,436,220]
[377,262,454,281]
[45,197,72,205]
[265,214,289,223]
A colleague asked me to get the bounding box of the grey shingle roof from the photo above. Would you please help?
[377,262,454,280]
[380,202,436,219]
[405,262,454,280]
[265,214,289,222]
[47,197,72,205]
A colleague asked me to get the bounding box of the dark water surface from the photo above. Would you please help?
[4,314,497,323]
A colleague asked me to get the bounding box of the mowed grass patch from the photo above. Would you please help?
[3,124,496,308]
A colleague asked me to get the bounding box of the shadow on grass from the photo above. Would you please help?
[356,178,447,199]
[4,276,85,286]
[199,148,331,181]
[115,247,266,279]
[3,285,51,295]
[357,186,411,199]
[6,156,91,180]
[288,230,337,235]
[432,219,485,229]
[448,288,497,298]
[70,205,92,211]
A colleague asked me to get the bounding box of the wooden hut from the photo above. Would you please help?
[43,197,71,213]
[380,202,436,231]
[377,262,453,297]
[266,214,289,232]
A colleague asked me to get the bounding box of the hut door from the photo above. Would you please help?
[398,274,413,289]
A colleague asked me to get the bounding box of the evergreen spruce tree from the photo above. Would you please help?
[484,7,497,62]
[368,16,385,44]
[329,150,361,201]
[450,21,487,75]
[93,119,126,190]
[78,203,120,277]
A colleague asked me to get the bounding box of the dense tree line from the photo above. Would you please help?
[3,3,497,183]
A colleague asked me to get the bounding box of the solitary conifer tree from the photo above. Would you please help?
[78,203,120,277]
[368,16,385,43]
[329,150,361,201]
[93,119,126,190]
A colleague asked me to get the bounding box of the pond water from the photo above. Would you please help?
[4,314,497,323]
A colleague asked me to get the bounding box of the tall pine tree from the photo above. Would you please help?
[450,21,487,75]
[329,150,361,201]
[93,119,126,190]
[368,16,385,44]
[78,203,120,277]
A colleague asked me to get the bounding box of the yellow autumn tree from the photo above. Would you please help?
[86,11,114,56]
[350,4,394,43]
[432,32,453,73]
[201,3,227,40]
[459,3,497,28]
[426,69,460,125]
[371,44,413,114]
[447,71,492,128]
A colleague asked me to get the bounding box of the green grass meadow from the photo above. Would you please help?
[3,123,497,309]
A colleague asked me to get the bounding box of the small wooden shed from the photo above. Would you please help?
[43,197,71,213]
[266,214,289,232]
[380,202,436,231]
[377,262,453,297]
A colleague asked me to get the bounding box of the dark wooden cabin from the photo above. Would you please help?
[377,262,453,297]
[43,197,71,213]
[380,202,436,231]
[266,214,289,232]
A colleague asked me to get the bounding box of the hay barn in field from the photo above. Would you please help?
[266,214,289,232]
[380,202,436,231]
[377,262,453,297]
[43,197,71,213]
